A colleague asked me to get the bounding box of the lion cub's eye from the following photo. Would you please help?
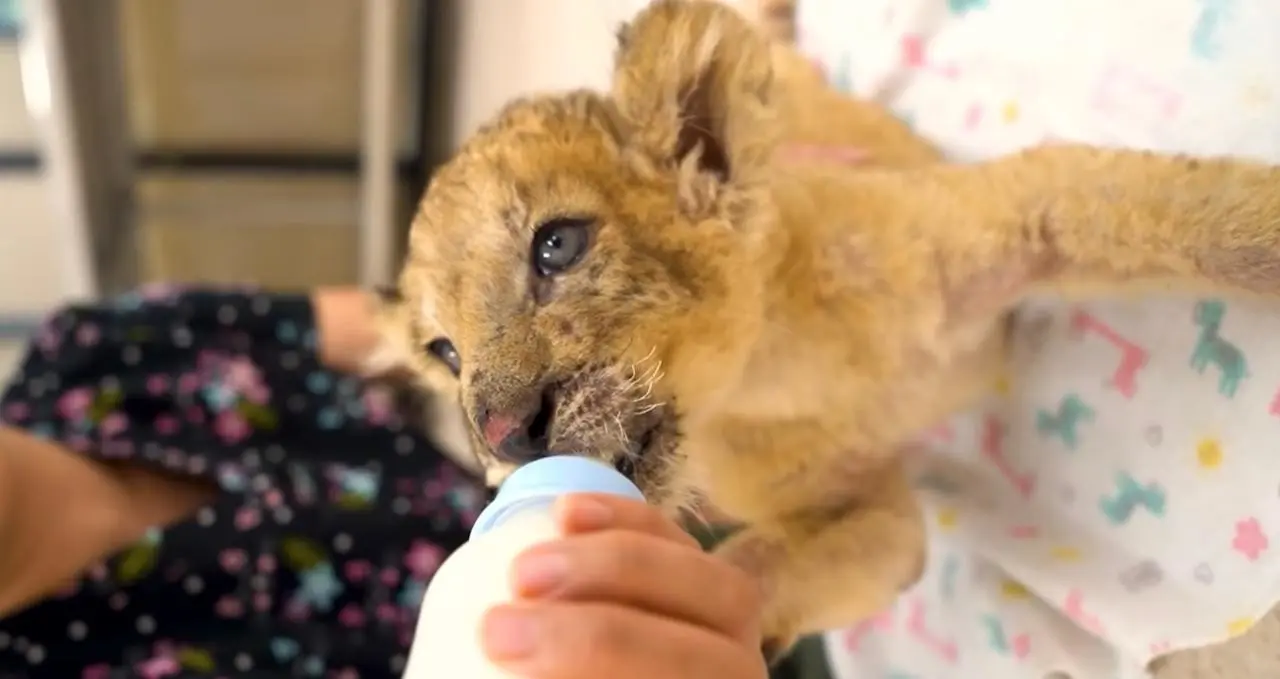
[424,337,461,376]
[531,217,592,277]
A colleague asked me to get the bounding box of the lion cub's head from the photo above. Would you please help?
[386,0,782,506]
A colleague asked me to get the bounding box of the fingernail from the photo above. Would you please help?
[558,496,613,530]
[482,607,539,661]
[513,550,570,596]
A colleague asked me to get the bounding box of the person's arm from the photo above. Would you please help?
[312,286,392,375]
[0,425,213,617]
[0,286,387,618]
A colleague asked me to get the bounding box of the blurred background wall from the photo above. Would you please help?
[0,0,748,378]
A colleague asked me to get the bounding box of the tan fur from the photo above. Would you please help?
[380,0,1280,662]
[755,0,797,43]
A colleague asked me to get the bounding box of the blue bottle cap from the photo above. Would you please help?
[471,456,645,539]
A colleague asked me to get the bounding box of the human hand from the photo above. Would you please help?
[480,494,770,679]
[311,287,388,376]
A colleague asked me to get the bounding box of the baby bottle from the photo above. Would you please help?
[402,455,646,678]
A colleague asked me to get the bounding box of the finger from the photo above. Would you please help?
[554,493,699,548]
[512,530,762,641]
[481,602,766,679]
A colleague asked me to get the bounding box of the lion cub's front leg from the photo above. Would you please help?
[878,146,1280,311]
[711,458,925,660]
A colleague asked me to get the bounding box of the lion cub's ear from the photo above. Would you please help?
[611,0,778,189]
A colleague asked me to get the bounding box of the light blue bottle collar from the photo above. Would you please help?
[471,456,645,539]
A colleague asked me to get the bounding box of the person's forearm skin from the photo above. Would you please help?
[0,426,212,618]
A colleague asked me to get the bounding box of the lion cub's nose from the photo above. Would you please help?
[476,387,556,464]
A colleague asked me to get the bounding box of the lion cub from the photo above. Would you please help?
[379,0,1280,656]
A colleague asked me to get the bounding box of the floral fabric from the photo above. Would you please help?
[0,286,488,679]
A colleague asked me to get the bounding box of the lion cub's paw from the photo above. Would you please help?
[716,515,917,664]
[714,530,803,660]
[760,634,801,667]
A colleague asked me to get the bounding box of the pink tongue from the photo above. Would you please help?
[482,413,522,449]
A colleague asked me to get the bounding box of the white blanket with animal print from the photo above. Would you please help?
[793,0,1280,677]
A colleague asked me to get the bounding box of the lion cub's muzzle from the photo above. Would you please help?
[470,366,669,481]
[473,381,560,464]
